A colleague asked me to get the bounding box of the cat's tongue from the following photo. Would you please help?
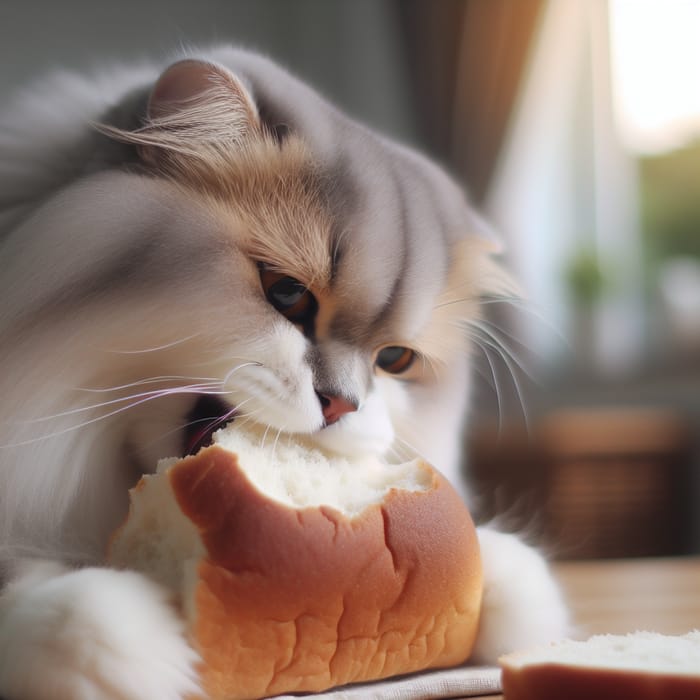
[183,395,235,456]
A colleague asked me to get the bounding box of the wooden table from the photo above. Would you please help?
[554,556,700,637]
[472,556,700,699]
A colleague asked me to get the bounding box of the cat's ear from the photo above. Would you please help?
[147,59,259,126]
[137,59,262,164]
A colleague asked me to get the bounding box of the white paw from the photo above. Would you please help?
[471,528,571,663]
[0,563,201,700]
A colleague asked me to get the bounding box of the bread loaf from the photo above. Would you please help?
[109,425,482,700]
[500,630,700,700]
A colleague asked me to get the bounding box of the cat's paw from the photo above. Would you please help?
[0,563,201,700]
[471,528,571,663]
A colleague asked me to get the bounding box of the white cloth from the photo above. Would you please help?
[271,666,502,699]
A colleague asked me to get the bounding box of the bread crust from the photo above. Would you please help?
[501,662,700,700]
[112,444,482,700]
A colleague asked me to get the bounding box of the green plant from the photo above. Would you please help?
[564,250,606,306]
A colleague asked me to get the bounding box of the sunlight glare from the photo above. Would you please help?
[609,0,700,154]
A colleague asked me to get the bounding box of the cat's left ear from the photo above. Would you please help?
[147,59,259,126]
[138,59,262,164]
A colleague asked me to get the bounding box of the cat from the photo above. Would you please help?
[0,47,569,699]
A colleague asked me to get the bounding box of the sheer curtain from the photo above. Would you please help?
[483,0,643,374]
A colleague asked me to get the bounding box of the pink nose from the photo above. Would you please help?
[318,393,358,425]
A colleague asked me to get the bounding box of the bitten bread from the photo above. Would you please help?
[108,425,482,700]
[500,631,700,700]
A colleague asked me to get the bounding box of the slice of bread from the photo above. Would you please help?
[500,630,700,700]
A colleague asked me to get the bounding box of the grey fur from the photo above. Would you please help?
[0,46,488,562]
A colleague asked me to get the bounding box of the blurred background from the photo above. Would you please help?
[2,0,698,559]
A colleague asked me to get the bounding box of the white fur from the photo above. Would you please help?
[471,528,572,662]
[0,47,570,697]
[310,382,395,457]
[0,563,200,700]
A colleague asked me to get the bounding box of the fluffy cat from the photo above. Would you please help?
[0,47,569,699]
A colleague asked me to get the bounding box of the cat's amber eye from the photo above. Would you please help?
[260,267,317,324]
[375,346,416,375]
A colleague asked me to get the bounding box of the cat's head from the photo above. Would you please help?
[67,56,508,478]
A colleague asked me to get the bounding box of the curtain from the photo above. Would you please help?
[399,0,545,202]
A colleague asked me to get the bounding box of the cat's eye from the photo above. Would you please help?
[260,267,317,324]
[375,346,416,375]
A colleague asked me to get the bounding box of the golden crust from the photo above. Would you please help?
[119,445,482,700]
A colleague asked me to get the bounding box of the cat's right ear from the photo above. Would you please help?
[138,59,262,164]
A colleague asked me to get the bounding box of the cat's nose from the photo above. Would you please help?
[317,392,358,425]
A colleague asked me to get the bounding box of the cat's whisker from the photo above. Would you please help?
[441,290,563,365]
[467,320,535,384]
[2,386,236,449]
[258,392,290,451]
[474,314,530,347]
[386,443,413,464]
[467,328,531,435]
[19,383,225,424]
[37,360,262,429]
[222,361,263,387]
[421,352,447,379]
[229,402,266,430]
[179,403,241,456]
[479,293,550,316]
[471,338,505,435]
[227,404,259,424]
[474,314,548,364]
[201,403,239,438]
[100,333,203,355]
[470,322,537,394]
[392,434,430,465]
[270,425,286,462]
[132,415,221,456]
[127,392,261,457]
[331,226,351,271]
[218,355,264,365]
[180,354,258,370]
[259,423,273,450]
[479,295,568,346]
[434,294,479,311]
[75,375,221,393]
[470,360,500,391]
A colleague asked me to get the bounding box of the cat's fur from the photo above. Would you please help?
[0,47,568,699]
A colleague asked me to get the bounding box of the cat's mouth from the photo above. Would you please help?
[182,394,236,456]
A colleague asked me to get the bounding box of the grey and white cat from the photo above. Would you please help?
[0,47,568,699]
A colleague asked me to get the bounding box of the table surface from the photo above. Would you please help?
[473,556,700,700]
